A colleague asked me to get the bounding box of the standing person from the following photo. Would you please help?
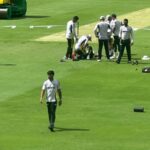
[105,15,114,57]
[110,13,122,59]
[40,70,62,132]
[65,16,79,59]
[116,19,134,64]
[94,16,110,62]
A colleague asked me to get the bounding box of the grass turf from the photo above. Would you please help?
[0,0,150,150]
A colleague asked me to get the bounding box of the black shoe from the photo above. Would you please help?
[116,60,120,64]
[48,126,55,132]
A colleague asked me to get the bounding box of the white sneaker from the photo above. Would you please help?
[87,55,90,60]
[97,59,101,62]
[110,55,115,59]
[63,56,67,60]
[116,52,119,59]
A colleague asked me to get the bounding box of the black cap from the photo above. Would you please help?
[124,18,128,22]
[112,14,117,18]
[73,16,79,22]
[47,70,54,75]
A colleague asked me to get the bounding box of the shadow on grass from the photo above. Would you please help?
[10,15,50,20]
[25,15,50,19]
[54,127,90,132]
[0,64,16,66]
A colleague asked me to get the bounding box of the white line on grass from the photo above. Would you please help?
[3,25,16,29]
[1,25,65,29]
[29,25,64,29]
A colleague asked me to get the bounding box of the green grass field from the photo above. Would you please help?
[0,0,150,150]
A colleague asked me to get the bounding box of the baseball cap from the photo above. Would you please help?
[87,34,92,40]
[106,15,111,20]
[100,16,105,20]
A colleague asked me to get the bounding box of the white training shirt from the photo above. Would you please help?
[119,25,133,41]
[75,35,89,50]
[42,79,61,102]
[94,21,110,40]
[110,19,121,36]
[66,20,77,39]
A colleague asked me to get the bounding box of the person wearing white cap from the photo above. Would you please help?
[72,34,92,60]
[94,16,110,61]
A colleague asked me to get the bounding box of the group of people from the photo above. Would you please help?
[65,14,134,64]
[39,14,135,132]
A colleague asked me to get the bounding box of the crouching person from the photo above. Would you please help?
[72,35,92,60]
[86,45,95,60]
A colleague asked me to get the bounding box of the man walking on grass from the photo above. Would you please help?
[40,70,62,132]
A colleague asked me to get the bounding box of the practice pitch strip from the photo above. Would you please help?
[36,8,150,43]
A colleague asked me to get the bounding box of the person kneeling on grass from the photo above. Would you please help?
[72,35,93,60]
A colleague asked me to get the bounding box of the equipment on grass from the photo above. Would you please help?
[142,67,150,73]
[60,59,66,62]
[133,107,144,112]
[132,60,138,65]
[142,55,150,60]
[0,0,27,19]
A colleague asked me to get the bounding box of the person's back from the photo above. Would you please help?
[75,35,87,49]
[94,16,110,61]
[96,21,109,40]
[111,19,121,36]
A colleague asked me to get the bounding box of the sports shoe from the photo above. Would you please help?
[48,126,55,132]
[116,60,120,64]
[110,55,115,59]
[116,53,119,59]
[97,59,101,62]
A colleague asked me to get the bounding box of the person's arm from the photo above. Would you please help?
[130,27,134,45]
[40,89,45,104]
[111,21,115,33]
[57,89,62,106]
[73,23,78,42]
[81,38,88,50]
[119,26,122,39]
[94,24,99,38]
